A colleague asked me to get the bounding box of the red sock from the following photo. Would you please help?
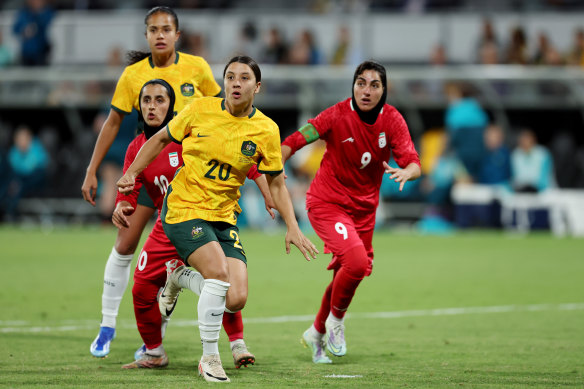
[330,268,362,319]
[133,280,162,349]
[314,278,334,334]
[329,245,369,319]
[223,311,244,342]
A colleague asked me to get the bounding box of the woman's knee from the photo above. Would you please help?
[226,289,247,312]
[342,245,370,279]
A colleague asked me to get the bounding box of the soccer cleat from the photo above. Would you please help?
[134,344,147,361]
[122,349,169,369]
[325,321,347,357]
[301,329,332,364]
[90,326,115,358]
[198,354,230,383]
[231,341,255,368]
[159,260,185,318]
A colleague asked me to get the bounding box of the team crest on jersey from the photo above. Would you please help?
[168,152,179,167]
[378,132,387,148]
[180,83,195,97]
[192,226,204,239]
[241,140,257,157]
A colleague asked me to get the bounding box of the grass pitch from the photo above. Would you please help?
[0,225,583,388]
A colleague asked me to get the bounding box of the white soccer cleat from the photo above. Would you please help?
[198,354,230,383]
[231,341,255,368]
[325,320,347,357]
[301,329,332,364]
[158,260,185,318]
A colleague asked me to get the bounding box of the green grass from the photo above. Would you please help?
[1,225,583,388]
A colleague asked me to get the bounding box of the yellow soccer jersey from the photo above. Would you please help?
[165,97,283,225]
[110,52,221,115]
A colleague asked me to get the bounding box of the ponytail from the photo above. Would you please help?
[126,50,150,65]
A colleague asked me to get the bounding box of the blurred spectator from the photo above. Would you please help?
[12,0,55,66]
[429,43,448,66]
[418,131,470,233]
[567,28,584,67]
[423,132,470,206]
[475,18,500,63]
[0,125,48,221]
[0,30,14,68]
[478,41,500,65]
[262,27,289,64]
[478,124,511,185]
[532,32,551,65]
[532,32,565,66]
[550,132,580,188]
[444,82,489,181]
[179,30,210,59]
[504,25,528,65]
[233,21,262,60]
[288,29,324,65]
[511,128,555,192]
[106,46,124,68]
[46,80,83,107]
[330,25,362,66]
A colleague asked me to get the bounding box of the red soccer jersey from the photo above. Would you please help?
[305,98,420,212]
[116,133,184,211]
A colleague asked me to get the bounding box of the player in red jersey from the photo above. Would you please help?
[115,79,268,369]
[281,61,421,363]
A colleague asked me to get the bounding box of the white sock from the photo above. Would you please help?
[177,268,205,296]
[307,324,324,340]
[198,279,230,356]
[146,344,165,356]
[230,338,244,351]
[101,247,133,328]
[161,315,170,339]
[326,312,345,327]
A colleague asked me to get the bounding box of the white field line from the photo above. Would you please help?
[1,303,583,334]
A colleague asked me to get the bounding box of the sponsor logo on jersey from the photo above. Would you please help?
[168,151,179,167]
[241,140,257,157]
[342,137,354,143]
[180,83,195,97]
[378,132,387,148]
[192,226,204,239]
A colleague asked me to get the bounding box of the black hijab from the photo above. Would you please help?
[138,79,176,139]
[351,60,388,125]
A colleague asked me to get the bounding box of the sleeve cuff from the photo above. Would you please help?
[111,104,131,115]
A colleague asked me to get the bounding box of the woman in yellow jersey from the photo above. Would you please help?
[118,56,318,383]
[86,7,271,362]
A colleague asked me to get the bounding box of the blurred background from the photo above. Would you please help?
[1,0,584,237]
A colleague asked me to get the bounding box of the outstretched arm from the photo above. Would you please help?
[81,109,125,205]
[266,172,318,261]
[117,128,172,195]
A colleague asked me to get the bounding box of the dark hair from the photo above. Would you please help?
[126,51,150,65]
[352,60,387,91]
[223,55,261,82]
[145,6,179,32]
[126,7,179,65]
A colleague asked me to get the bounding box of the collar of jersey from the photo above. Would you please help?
[148,51,180,68]
[221,98,256,119]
